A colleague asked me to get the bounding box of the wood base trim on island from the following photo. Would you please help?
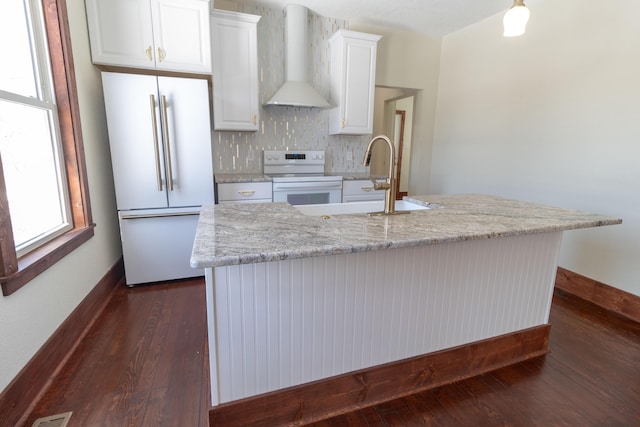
[209,324,551,427]
[0,258,124,427]
[555,267,640,324]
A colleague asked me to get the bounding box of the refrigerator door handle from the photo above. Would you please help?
[160,95,174,192]
[149,94,163,192]
[120,211,199,220]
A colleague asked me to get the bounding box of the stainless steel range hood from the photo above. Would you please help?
[264,4,331,108]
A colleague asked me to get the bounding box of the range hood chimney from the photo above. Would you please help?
[264,4,331,108]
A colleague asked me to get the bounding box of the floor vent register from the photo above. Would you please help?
[31,411,72,427]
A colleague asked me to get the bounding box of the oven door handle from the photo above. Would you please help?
[273,181,343,191]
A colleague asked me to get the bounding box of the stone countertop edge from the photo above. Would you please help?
[214,172,384,182]
[328,172,387,180]
[190,194,622,269]
[214,173,272,183]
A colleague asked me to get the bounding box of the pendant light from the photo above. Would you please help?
[503,0,530,37]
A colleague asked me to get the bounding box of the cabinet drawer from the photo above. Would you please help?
[119,209,203,285]
[217,182,272,202]
[342,180,385,202]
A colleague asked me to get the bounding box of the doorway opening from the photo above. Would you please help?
[372,87,417,199]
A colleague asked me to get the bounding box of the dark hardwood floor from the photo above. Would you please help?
[25,279,640,426]
[25,278,209,427]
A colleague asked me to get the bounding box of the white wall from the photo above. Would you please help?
[350,22,441,195]
[432,0,640,296]
[0,0,122,392]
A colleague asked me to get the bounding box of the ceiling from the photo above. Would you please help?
[235,0,515,37]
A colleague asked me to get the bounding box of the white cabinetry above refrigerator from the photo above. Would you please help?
[102,72,214,285]
[85,0,211,74]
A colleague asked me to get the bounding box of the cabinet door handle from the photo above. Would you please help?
[360,186,374,192]
[160,95,174,191]
[145,46,153,61]
[157,47,166,62]
[238,190,256,197]
[341,119,346,129]
[149,95,163,191]
[252,114,257,125]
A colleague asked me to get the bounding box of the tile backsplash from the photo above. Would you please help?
[212,3,371,174]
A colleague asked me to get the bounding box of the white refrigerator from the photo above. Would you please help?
[101,72,214,285]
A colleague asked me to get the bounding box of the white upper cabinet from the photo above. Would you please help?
[210,10,261,131]
[85,0,211,74]
[329,30,382,135]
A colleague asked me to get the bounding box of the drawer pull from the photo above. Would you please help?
[360,186,374,192]
[238,190,256,197]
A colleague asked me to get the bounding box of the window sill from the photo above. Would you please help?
[1,225,95,296]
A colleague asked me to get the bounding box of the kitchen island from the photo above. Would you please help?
[191,194,620,426]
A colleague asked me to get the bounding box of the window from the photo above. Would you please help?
[1,0,73,257]
[0,0,94,295]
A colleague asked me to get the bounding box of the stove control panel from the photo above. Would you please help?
[264,150,325,166]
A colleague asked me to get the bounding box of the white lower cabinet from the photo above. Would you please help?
[216,182,273,203]
[342,179,385,203]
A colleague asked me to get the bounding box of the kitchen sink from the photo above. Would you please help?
[294,200,434,216]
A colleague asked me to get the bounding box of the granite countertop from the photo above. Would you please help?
[329,172,391,180]
[215,173,272,183]
[329,172,382,180]
[191,194,622,268]
[215,172,384,182]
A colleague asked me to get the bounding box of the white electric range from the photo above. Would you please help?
[263,150,342,205]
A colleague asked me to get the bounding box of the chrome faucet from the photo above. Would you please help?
[363,135,407,215]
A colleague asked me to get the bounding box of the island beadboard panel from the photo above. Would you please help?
[212,4,371,174]
[206,231,563,404]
